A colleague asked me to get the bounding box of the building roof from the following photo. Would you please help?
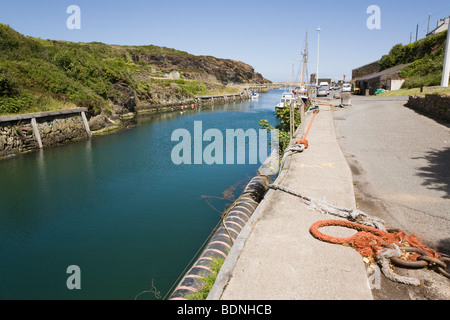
[356,63,411,81]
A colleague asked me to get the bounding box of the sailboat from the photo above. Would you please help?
[295,32,310,106]
[276,32,309,110]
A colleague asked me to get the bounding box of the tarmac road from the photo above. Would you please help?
[331,94,450,299]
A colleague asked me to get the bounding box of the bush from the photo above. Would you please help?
[178,80,207,97]
[259,104,303,154]
[0,75,18,96]
[379,30,447,71]
[0,91,36,114]
[379,44,404,70]
[402,73,442,89]
[52,51,74,71]
[0,24,20,51]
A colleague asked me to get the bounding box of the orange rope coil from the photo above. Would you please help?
[310,219,440,260]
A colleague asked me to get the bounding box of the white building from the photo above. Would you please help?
[427,17,449,37]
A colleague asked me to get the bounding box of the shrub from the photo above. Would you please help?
[259,104,303,154]
[52,51,74,71]
[379,30,447,71]
[0,75,18,96]
[0,91,36,114]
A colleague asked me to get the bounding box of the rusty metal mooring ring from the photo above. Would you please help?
[417,255,448,269]
[390,248,450,278]
[437,257,450,279]
[390,247,429,269]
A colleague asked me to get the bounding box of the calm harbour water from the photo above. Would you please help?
[0,89,283,300]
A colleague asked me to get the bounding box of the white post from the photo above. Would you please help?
[316,26,321,87]
[81,111,92,138]
[31,117,43,149]
[441,24,450,87]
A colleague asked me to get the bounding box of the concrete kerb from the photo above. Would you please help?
[206,112,312,300]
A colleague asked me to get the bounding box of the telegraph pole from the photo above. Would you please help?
[416,23,419,42]
[441,20,450,87]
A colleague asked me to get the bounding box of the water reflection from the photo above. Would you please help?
[37,149,47,191]
[84,139,94,175]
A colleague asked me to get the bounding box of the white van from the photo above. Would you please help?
[342,83,351,92]
[319,82,329,87]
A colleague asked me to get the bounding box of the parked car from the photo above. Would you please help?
[317,85,329,97]
[341,83,351,92]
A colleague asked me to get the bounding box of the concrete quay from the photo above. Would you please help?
[208,105,374,300]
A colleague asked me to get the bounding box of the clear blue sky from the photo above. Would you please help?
[1,0,449,82]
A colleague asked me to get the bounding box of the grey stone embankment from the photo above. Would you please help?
[0,110,89,158]
[0,120,38,155]
[405,94,450,123]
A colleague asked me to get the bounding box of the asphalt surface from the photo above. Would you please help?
[330,93,450,300]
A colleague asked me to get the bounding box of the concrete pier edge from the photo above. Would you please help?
[207,113,311,300]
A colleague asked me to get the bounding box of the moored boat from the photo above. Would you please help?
[249,91,260,100]
[275,91,295,109]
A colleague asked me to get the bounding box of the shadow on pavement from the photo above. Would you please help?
[413,146,450,199]
[437,238,450,256]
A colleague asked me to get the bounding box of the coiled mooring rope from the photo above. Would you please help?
[268,106,448,287]
[268,183,447,286]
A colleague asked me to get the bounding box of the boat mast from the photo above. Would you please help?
[300,31,308,87]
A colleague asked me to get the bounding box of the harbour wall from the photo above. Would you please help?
[0,108,91,159]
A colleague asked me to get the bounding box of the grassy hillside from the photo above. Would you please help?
[378,30,447,89]
[0,24,268,116]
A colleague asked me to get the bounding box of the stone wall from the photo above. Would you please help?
[38,114,87,146]
[0,113,89,158]
[405,94,450,123]
[0,121,38,157]
[352,61,381,80]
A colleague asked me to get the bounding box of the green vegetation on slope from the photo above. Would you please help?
[379,30,447,89]
[0,24,266,116]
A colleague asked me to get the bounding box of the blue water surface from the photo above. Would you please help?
[0,89,283,299]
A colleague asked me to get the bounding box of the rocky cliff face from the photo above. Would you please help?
[132,53,268,84]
